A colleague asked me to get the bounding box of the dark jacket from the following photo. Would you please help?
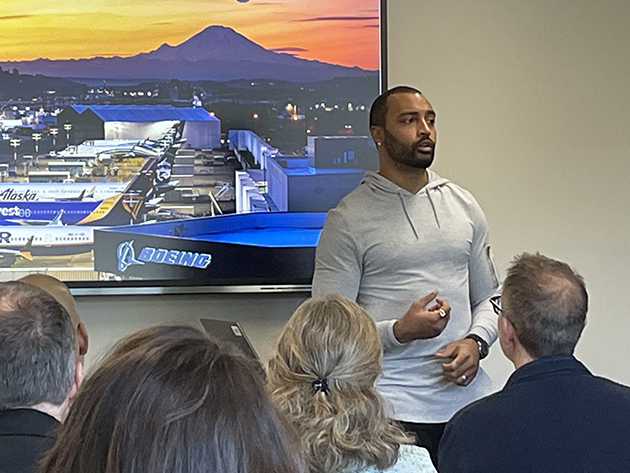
[438,355,630,473]
[0,408,59,473]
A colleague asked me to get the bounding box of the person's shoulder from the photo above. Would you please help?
[429,171,485,213]
[590,375,630,402]
[444,181,481,206]
[446,389,505,430]
[355,445,435,473]
[324,182,373,229]
[392,444,436,472]
[335,178,374,207]
[369,445,436,473]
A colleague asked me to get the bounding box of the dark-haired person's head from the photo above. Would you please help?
[369,85,423,128]
[499,253,588,366]
[369,86,437,171]
[0,281,81,420]
[41,324,305,473]
[267,294,413,473]
[19,273,88,360]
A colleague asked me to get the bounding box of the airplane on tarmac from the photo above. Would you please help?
[0,182,127,202]
[0,225,93,266]
[0,122,186,203]
[0,124,187,265]
[0,152,171,265]
[73,152,170,226]
[0,152,172,265]
[1,208,66,226]
[0,144,178,226]
[0,235,34,267]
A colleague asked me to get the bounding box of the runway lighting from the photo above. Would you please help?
[10,138,21,161]
[49,127,59,146]
[32,132,42,154]
[63,123,73,143]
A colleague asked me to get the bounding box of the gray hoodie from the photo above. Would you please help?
[312,170,500,423]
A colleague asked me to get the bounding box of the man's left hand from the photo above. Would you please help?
[435,338,480,386]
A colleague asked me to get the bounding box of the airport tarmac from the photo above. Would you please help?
[0,251,98,282]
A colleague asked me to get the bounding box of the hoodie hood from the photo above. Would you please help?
[360,170,451,235]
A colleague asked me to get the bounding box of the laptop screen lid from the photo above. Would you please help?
[199,318,262,365]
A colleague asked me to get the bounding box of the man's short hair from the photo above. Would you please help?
[0,281,76,409]
[19,273,80,327]
[369,85,423,127]
[503,253,588,358]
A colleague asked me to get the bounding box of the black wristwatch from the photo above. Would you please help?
[466,334,489,360]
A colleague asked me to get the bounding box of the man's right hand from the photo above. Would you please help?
[393,290,451,343]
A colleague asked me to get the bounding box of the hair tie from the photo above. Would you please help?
[311,378,329,394]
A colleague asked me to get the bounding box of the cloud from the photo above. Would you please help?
[0,15,33,21]
[293,15,379,23]
[270,46,309,53]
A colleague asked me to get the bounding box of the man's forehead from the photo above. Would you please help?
[387,92,434,116]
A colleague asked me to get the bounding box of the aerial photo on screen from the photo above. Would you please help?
[0,0,380,287]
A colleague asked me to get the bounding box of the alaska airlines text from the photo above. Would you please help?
[0,189,38,201]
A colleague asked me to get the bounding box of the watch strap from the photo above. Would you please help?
[466,334,489,360]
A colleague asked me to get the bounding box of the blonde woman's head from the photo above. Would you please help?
[268,294,411,473]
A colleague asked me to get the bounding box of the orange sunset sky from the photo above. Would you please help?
[0,0,380,70]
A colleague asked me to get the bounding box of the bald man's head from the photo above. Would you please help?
[19,274,88,357]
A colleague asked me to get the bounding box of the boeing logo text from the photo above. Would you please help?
[117,241,144,272]
[116,240,212,272]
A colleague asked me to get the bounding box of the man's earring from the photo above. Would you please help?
[376,141,382,146]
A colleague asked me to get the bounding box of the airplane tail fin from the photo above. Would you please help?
[75,144,179,226]
[19,236,34,261]
[172,121,185,142]
[47,210,64,226]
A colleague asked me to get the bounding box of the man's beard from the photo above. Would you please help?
[383,128,435,169]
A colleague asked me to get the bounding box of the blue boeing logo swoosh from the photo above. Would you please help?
[117,240,144,272]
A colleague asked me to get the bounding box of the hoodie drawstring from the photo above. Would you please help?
[397,189,442,238]
[397,191,420,239]
[426,190,442,229]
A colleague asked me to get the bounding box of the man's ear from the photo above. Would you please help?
[68,360,84,407]
[77,322,88,356]
[498,315,517,357]
[370,125,384,146]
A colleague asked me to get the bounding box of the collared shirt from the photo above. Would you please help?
[0,408,59,473]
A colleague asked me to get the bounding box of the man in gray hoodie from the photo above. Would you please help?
[312,86,500,464]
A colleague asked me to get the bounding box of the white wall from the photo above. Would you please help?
[76,292,308,370]
[79,0,630,389]
[387,0,630,386]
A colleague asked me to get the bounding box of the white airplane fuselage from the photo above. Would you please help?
[0,183,127,202]
[0,225,94,255]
